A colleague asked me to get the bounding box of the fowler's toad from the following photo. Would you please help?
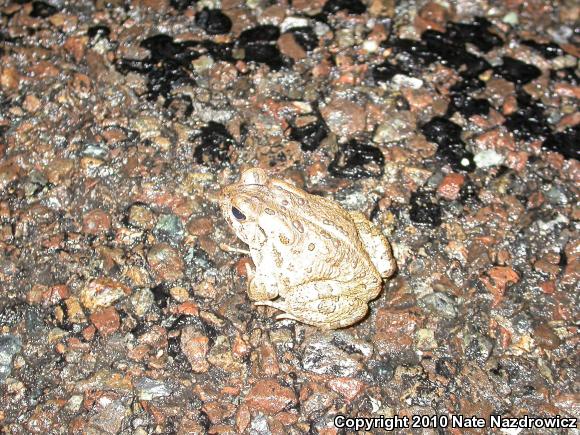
[219,168,396,329]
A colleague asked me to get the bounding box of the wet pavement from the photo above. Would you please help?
[0,0,578,433]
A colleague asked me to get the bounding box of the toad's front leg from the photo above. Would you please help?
[245,263,279,301]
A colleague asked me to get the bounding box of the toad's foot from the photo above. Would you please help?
[244,262,255,280]
[219,243,251,255]
[247,271,279,301]
[254,301,300,322]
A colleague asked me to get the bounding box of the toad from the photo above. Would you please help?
[219,168,396,329]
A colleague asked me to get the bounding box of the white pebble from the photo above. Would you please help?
[474,149,505,168]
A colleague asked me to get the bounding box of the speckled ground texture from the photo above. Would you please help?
[0,0,578,433]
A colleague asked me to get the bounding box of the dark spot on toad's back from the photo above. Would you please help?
[410,191,442,227]
[30,1,58,18]
[193,122,237,166]
[493,57,542,85]
[196,8,232,35]
[329,140,385,179]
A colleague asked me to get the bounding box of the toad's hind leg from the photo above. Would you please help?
[349,211,397,279]
[255,288,370,329]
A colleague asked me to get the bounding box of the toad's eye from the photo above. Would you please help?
[231,206,246,220]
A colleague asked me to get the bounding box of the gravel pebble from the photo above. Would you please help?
[0,335,21,383]
[80,278,131,312]
[244,379,297,415]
